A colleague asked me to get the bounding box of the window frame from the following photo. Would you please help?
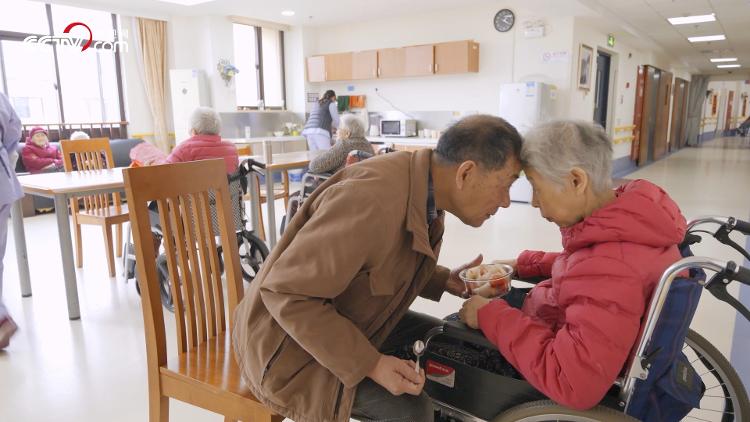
[234,23,287,111]
[0,3,126,126]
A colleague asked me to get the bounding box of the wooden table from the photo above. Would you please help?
[11,168,126,320]
[240,150,322,249]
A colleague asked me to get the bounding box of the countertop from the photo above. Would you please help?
[227,136,306,144]
[367,136,439,146]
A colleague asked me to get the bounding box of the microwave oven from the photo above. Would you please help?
[380,119,417,137]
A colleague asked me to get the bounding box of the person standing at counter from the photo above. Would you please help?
[302,90,339,151]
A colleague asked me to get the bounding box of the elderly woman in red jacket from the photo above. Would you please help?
[459,120,687,410]
[21,127,63,173]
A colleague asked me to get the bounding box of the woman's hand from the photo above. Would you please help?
[445,254,483,298]
[459,295,491,329]
[491,258,517,271]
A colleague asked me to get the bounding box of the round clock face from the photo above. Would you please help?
[494,9,515,32]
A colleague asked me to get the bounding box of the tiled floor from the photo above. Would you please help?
[1,137,749,421]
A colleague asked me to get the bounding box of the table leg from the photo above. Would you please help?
[11,199,31,297]
[265,169,277,249]
[54,194,81,320]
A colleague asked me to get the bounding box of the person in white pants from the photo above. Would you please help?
[302,90,340,151]
[0,92,22,349]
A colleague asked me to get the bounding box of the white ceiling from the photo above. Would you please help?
[584,0,750,75]
[36,0,750,76]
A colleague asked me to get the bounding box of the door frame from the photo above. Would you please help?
[594,46,618,139]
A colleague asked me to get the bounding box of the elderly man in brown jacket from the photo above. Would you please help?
[233,115,523,422]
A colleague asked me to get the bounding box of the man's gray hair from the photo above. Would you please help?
[189,106,222,135]
[338,114,366,139]
[521,120,613,193]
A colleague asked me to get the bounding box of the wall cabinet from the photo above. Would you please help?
[307,40,479,82]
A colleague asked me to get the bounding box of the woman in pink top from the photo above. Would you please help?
[459,121,687,410]
[166,107,239,174]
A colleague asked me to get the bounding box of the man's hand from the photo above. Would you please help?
[445,254,483,298]
[367,354,425,396]
[459,295,491,329]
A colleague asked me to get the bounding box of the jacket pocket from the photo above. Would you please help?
[260,334,288,386]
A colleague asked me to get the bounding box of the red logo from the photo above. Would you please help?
[426,360,454,376]
[63,22,92,52]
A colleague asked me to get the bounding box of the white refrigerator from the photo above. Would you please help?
[170,69,211,143]
[499,82,555,202]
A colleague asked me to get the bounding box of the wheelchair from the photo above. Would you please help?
[128,159,270,311]
[416,215,750,421]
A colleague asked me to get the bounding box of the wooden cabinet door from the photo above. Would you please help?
[307,56,326,82]
[324,52,353,81]
[404,44,434,76]
[377,48,405,78]
[435,40,479,74]
[352,50,378,80]
[653,70,672,161]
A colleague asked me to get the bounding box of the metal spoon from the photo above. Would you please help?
[413,340,425,373]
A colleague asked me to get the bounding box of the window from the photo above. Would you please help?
[232,23,286,109]
[0,3,124,125]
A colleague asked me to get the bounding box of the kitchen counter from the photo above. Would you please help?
[227,136,306,144]
[367,136,439,147]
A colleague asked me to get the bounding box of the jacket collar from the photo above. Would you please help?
[188,134,222,143]
[405,149,437,259]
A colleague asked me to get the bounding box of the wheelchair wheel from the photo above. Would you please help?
[684,328,750,421]
[493,399,638,421]
[236,230,269,283]
[134,254,174,313]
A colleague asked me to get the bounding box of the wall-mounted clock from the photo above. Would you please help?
[494,9,515,32]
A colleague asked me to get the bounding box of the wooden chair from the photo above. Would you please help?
[61,138,128,277]
[124,159,282,422]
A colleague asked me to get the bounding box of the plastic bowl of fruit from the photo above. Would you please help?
[459,263,513,297]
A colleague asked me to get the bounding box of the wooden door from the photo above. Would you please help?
[404,44,434,77]
[352,50,378,80]
[725,91,735,131]
[324,53,353,81]
[653,70,672,161]
[434,40,479,74]
[377,48,405,78]
[306,56,325,82]
[636,66,660,166]
[631,66,646,162]
[670,78,689,150]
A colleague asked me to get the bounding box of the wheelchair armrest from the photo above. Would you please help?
[513,275,546,285]
[440,320,499,351]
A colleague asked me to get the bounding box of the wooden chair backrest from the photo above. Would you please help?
[123,159,243,364]
[60,138,121,214]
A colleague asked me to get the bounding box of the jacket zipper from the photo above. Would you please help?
[260,335,287,385]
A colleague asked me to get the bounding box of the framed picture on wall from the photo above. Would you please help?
[577,44,594,90]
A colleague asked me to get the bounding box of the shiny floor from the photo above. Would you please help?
[1,137,749,422]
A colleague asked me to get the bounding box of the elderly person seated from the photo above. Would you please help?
[459,120,687,410]
[166,106,238,174]
[308,114,374,174]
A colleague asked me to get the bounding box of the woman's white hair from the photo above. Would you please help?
[189,106,222,135]
[337,114,366,140]
[521,120,613,193]
[70,131,90,140]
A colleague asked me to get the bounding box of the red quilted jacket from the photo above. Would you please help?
[166,134,239,174]
[478,179,687,410]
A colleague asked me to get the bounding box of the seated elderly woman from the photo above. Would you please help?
[307,114,374,174]
[459,120,687,410]
[166,106,238,173]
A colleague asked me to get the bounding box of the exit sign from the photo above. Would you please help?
[607,34,615,47]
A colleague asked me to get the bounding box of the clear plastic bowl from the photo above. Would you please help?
[459,263,514,297]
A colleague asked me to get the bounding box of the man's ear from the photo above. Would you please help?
[569,167,589,194]
[455,160,476,190]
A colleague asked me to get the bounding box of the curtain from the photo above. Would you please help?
[136,18,170,152]
[684,75,710,147]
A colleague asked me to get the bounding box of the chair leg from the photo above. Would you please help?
[282,171,290,210]
[149,393,169,422]
[115,223,123,258]
[74,222,83,268]
[102,224,116,277]
[256,201,266,242]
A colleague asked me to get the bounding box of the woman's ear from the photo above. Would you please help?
[569,167,589,194]
[455,160,476,190]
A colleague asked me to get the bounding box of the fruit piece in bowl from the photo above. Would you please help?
[459,263,513,297]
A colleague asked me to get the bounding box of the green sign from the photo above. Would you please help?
[607,34,615,47]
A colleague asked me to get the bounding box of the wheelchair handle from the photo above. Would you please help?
[728,217,750,236]
[686,215,730,231]
[622,256,740,411]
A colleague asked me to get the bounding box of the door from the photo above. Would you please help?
[636,66,660,166]
[352,50,377,80]
[653,70,672,161]
[404,45,434,77]
[324,53,353,81]
[377,48,405,78]
[434,41,479,74]
[306,56,325,82]
[725,91,735,132]
[593,51,611,129]
[669,78,689,150]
